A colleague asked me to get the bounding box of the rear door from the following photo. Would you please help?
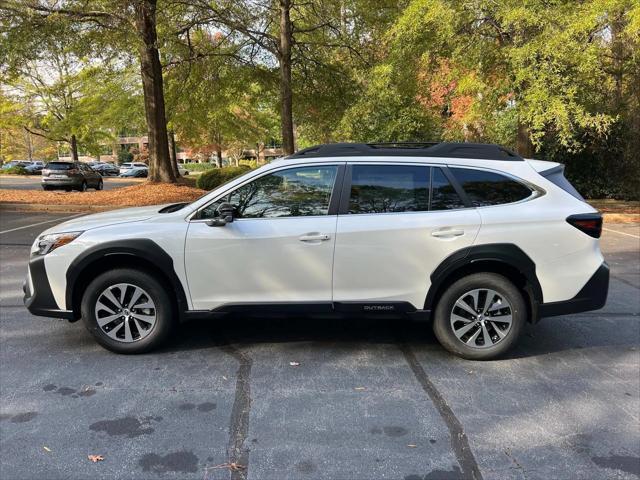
[332,163,481,311]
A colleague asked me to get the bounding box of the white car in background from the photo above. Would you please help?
[24,142,608,359]
[119,162,148,175]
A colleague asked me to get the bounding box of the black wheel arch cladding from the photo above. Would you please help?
[425,243,543,313]
[66,239,188,318]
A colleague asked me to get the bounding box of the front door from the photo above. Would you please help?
[332,164,481,310]
[185,164,342,310]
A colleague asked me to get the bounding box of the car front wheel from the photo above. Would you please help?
[433,273,526,360]
[81,268,175,354]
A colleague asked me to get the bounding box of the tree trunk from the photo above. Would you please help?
[134,0,176,183]
[516,119,533,158]
[70,134,79,161]
[168,130,180,178]
[278,0,295,155]
[215,145,222,168]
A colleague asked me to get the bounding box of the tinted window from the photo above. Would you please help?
[45,162,74,170]
[451,168,532,206]
[431,168,465,210]
[200,166,338,219]
[348,165,429,214]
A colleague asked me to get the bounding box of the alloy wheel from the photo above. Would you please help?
[94,283,157,343]
[449,288,513,349]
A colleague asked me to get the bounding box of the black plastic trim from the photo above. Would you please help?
[65,239,189,318]
[539,262,609,317]
[24,256,75,320]
[440,166,473,208]
[327,163,346,215]
[424,243,543,312]
[288,142,523,161]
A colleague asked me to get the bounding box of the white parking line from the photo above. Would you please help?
[603,227,640,239]
[0,214,83,235]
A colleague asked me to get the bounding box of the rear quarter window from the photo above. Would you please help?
[450,168,533,207]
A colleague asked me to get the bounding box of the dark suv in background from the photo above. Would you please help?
[42,162,103,191]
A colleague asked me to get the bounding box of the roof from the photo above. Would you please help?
[287,142,523,161]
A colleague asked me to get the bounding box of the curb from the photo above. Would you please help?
[0,203,117,213]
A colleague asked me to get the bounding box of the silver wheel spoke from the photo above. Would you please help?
[455,299,478,317]
[95,300,116,315]
[492,314,512,325]
[97,313,122,327]
[103,289,122,309]
[469,290,480,312]
[454,321,478,339]
[118,284,128,305]
[129,287,145,309]
[123,319,133,342]
[490,322,508,339]
[133,302,154,309]
[132,313,155,325]
[465,328,482,346]
[105,323,124,341]
[451,313,474,324]
[481,322,493,346]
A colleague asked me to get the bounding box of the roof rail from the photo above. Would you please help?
[288,142,523,161]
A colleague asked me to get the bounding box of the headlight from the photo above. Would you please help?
[34,231,83,256]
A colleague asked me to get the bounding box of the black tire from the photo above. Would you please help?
[42,185,51,191]
[96,180,103,190]
[432,273,526,360]
[77,181,87,192]
[81,268,175,354]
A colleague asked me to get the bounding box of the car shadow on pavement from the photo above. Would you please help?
[163,313,639,360]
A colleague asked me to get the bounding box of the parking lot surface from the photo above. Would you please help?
[0,176,140,191]
[1,211,638,480]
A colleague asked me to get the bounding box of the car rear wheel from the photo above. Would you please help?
[433,273,526,360]
[81,268,175,354]
[78,181,87,192]
[42,185,51,191]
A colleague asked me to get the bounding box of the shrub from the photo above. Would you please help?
[3,166,29,175]
[196,165,252,190]
[117,149,133,165]
[182,162,217,172]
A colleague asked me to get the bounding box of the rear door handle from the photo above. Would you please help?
[299,233,331,242]
[431,228,464,238]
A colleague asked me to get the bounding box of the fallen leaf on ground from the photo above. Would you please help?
[289,362,300,366]
[354,387,366,391]
[43,446,51,452]
[222,376,228,380]
[407,444,417,448]
[209,462,246,471]
[88,455,104,463]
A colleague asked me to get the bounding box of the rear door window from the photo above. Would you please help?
[450,168,533,207]
[348,165,429,214]
[431,168,466,210]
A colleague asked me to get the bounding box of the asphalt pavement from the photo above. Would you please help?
[0,176,141,191]
[0,211,638,480]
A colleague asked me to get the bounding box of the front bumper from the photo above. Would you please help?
[539,262,609,318]
[23,256,74,320]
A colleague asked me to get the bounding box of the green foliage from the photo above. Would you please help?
[181,162,216,172]
[117,149,134,165]
[196,166,253,191]
[2,165,29,175]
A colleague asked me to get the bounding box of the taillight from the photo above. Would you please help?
[567,213,602,238]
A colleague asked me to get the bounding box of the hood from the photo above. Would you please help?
[40,204,169,235]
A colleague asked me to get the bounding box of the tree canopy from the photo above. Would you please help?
[0,0,637,197]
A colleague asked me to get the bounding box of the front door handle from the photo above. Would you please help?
[299,233,331,242]
[431,228,464,238]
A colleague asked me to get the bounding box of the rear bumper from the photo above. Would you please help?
[539,262,609,318]
[23,256,74,320]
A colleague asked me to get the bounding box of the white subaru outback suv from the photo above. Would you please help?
[24,142,608,360]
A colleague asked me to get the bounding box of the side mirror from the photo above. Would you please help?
[205,202,235,227]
